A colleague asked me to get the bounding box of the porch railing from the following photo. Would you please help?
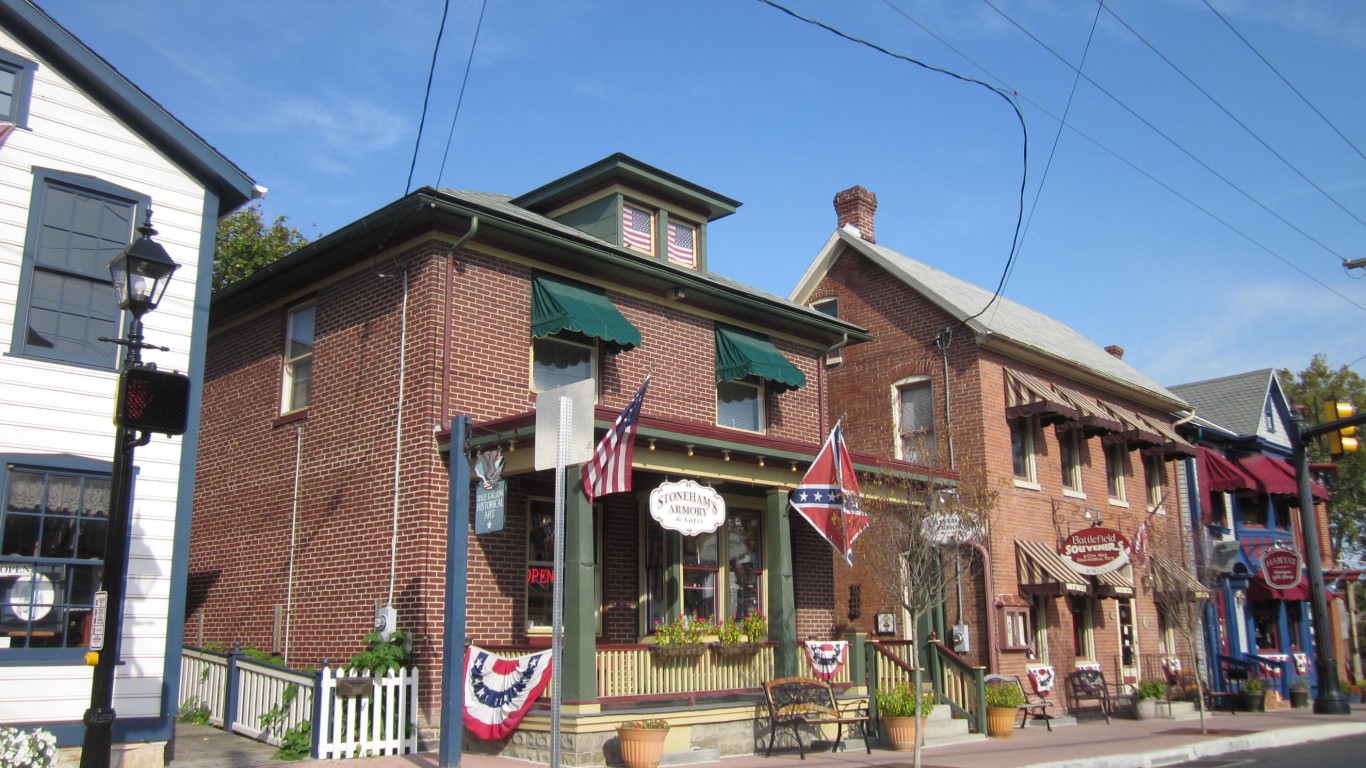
[926,640,985,732]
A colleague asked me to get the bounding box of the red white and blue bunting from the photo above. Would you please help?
[1027,665,1056,695]
[803,640,848,681]
[463,645,554,740]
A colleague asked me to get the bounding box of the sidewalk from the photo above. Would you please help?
[280,707,1366,768]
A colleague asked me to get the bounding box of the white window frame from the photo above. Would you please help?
[1106,441,1128,505]
[281,303,315,414]
[716,376,765,433]
[811,298,842,365]
[1011,416,1039,489]
[1060,428,1085,497]
[893,376,935,463]
[530,334,598,393]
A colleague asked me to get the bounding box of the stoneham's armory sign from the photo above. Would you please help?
[1060,526,1131,575]
[649,479,725,535]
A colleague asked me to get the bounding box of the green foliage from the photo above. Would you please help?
[740,610,767,642]
[178,697,211,725]
[213,204,310,290]
[258,682,300,740]
[1243,677,1264,692]
[346,630,414,674]
[1279,355,1366,558]
[876,682,934,717]
[1290,677,1310,691]
[1136,679,1166,700]
[715,617,742,644]
[619,719,670,730]
[273,721,311,761]
[983,680,1025,708]
[240,645,285,666]
[653,614,711,645]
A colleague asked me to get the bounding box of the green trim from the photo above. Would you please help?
[766,489,798,678]
[715,325,806,392]
[531,272,641,353]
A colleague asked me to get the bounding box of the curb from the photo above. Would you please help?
[1022,722,1366,768]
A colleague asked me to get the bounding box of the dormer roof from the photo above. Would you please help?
[512,153,739,222]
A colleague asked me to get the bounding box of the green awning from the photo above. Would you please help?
[531,273,641,353]
[714,325,806,392]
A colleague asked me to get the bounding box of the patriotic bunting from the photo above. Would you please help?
[803,640,848,681]
[463,645,554,740]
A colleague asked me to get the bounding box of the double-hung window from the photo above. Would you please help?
[1145,453,1167,512]
[282,303,315,413]
[1106,441,1128,503]
[12,170,147,368]
[1,458,111,654]
[532,333,597,392]
[1060,428,1084,494]
[0,48,37,128]
[896,378,935,463]
[1010,416,1038,486]
[645,509,763,633]
[717,377,764,432]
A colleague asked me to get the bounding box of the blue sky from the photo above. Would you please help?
[40,0,1366,389]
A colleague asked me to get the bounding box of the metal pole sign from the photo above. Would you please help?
[440,416,473,768]
[89,592,107,651]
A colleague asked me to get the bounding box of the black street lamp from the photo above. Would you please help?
[80,210,180,768]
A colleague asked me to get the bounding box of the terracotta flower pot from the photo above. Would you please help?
[986,706,1017,738]
[617,727,669,768]
[881,715,919,751]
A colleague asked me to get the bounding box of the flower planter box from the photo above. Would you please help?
[710,643,761,660]
[649,643,706,660]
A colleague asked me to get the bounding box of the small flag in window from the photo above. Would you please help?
[623,205,652,252]
[582,375,650,502]
[667,221,695,267]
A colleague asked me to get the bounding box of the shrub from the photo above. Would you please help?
[274,721,311,761]
[984,680,1025,708]
[179,697,211,725]
[1243,677,1264,692]
[876,682,935,717]
[347,630,413,674]
[1136,679,1167,700]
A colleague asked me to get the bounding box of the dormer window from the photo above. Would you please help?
[623,203,654,254]
[667,220,696,268]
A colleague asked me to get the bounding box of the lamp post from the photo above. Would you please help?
[80,210,180,768]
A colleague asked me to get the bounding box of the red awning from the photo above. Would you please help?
[1248,573,1309,602]
[1199,447,1255,493]
[1234,454,1329,500]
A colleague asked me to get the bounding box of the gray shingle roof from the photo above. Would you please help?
[1168,369,1276,437]
[825,231,1185,408]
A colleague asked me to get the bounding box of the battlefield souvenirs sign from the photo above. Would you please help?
[649,479,725,535]
[1261,549,1304,590]
[1060,526,1131,575]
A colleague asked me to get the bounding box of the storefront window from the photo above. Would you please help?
[645,508,764,634]
[1070,596,1093,659]
[1252,600,1279,650]
[526,498,600,634]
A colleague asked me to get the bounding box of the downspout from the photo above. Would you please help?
[284,426,303,666]
[974,541,999,673]
[936,326,955,469]
[388,268,410,609]
[441,216,480,430]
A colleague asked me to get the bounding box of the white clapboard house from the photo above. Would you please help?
[0,0,256,756]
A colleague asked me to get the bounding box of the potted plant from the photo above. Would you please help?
[1288,678,1310,708]
[616,719,670,768]
[1241,676,1266,712]
[983,679,1025,738]
[650,614,710,659]
[1133,679,1166,720]
[711,617,760,659]
[876,682,934,751]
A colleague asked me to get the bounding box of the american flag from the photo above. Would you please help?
[623,205,653,252]
[582,375,650,502]
[667,222,695,267]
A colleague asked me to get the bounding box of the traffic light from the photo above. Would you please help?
[1322,400,1359,457]
[117,366,191,435]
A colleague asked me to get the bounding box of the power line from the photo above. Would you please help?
[405,0,453,195]
[1101,0,1366,235]
[981,0,1353,265]
[1200,0,1366,168]
[438,0,490,187]
[755,0,1029,325]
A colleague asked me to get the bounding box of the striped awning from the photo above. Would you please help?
[1004,369,1080,425]
[1138,414,1196,459]
[1150,555,1210,602]
[1098,401,1162,447]
[1053,385,1124,435]
[1093,565,1135,599]
[1017,541,1091,596]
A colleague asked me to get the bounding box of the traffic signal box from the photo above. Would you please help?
[1323,400,1359,457]
[117,366,191,435]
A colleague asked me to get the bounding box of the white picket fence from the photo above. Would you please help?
[316,666,420,758]
[180,648,420,759]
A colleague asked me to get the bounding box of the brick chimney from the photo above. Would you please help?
[1105,345,1124,360]
[834,186,877,243]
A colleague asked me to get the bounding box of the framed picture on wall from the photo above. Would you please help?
[876,612,895,635]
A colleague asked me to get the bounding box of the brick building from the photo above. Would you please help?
[792,187,1207,710]
[189,155,946,762]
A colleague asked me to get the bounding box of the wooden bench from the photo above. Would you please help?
[762,676,870,759]
[1065,669,1113,723]
[984,674,1054,731]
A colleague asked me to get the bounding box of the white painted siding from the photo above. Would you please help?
[0,25,209,729]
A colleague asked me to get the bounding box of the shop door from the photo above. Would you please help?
[1118,598,1139,687]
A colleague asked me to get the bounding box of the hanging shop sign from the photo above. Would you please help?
[1261,549,1304,590]
[1060,526,1131,575]
[474,449,506,535]
[649,479,725,535]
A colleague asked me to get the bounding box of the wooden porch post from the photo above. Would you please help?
[767,489,799,677]
[561,474,599,706]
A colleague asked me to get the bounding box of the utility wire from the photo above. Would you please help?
[438,0,490,186]
[981,0,1352,265]
[1201,0,1366,168]
[885,0,1366,315]
[405,0,453,195]
[756,0,1028,325]
[1101,0,1366,233]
